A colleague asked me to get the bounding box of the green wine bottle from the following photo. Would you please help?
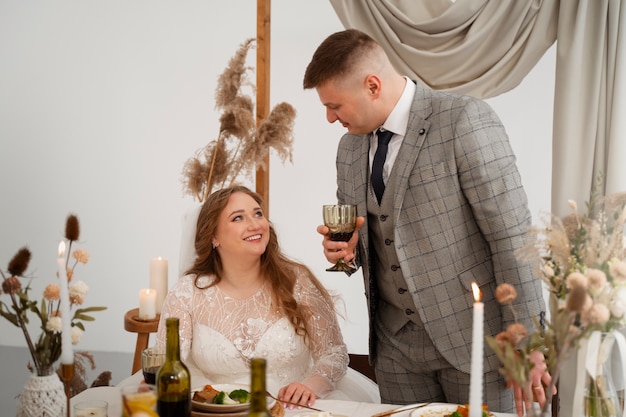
[247,358,272,417]
[157,317,191,417]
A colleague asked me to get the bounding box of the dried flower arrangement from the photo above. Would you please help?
[182,38,296,202]
[0,214,108,394]
[486,177,626,416]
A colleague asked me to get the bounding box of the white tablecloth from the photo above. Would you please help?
[70,386,517,417]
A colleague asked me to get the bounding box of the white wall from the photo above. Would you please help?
[0,0,554,356]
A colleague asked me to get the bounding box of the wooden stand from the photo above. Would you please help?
[124,308,159,374]
[61,362,74,417]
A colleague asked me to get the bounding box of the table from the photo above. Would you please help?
[70,386,517,417]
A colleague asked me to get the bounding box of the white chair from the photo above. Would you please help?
[336,367,380,403]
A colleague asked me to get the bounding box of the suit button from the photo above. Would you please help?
[419,128,426,135]
[405,309,414,315]
[384,239,393,245]
[398,288,407,294]
[391,265,399,271]
[379,215,387,221]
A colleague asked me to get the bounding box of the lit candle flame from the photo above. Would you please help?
[58,240,66,257]
[471,282,481,302]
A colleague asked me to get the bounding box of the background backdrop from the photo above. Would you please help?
[0,0,553,385]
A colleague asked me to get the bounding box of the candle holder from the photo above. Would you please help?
[61,362,75,417]
[124,308,161,374]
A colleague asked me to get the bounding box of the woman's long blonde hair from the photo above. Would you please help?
[186,185,336,339]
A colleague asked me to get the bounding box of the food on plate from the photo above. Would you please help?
[269,400,284,417]
[445,404,491,417]
[228,388,251,403]
[192,384,251,404]
[213,391,238,404]
[192,384,220,403]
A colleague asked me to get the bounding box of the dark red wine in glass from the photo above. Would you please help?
[323,204,357,274]
[143,365,160,385]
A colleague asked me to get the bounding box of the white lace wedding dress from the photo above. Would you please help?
[156,269,350,398]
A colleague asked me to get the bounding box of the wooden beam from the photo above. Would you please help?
[256,0,271,214]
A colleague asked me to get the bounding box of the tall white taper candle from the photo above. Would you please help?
[149,257,168,314]
[469,282,483,417]
[57,241,73,364]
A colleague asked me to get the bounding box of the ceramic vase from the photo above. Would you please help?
[16,369,66,417]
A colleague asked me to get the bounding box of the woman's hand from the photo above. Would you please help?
[317,216,365,265]
[277,382,317,409]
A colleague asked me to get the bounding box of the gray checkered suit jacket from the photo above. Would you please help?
[335,82,545,375]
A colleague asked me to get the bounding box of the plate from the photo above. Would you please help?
[191,384,275,413]
[191,410,249,417]
[192,384,250,413]
[410,403,459,417]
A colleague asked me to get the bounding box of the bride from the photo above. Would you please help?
[156,185,349,407]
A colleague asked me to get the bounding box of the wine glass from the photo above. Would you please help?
[322,204,358,274]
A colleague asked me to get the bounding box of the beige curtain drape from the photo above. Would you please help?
[330,0,625,216]
[552,0,625,215]
[552,3,626,415]
[330,0,558,98]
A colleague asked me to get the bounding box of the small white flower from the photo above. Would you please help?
[609,287,626,319]
[69,280,89,297]
[46,317,62,332]
[71,326,83,345]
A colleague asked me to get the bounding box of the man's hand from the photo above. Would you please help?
[512,350,557,416]
[317,216,365,265]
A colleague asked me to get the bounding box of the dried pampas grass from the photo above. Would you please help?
[182,38,296,202]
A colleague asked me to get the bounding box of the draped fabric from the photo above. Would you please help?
[329,0,625,217]
[552,0,626,215]
[329,0,558,98]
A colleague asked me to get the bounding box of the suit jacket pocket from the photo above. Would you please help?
[458,259,493,292]
[410,161,448,184]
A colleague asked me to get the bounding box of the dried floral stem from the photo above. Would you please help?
[182,38,295,202]
[204,135,224,202]
[0,270,43,375]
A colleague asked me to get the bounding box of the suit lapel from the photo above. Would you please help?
[354,135,371,255]
[392,89,432,211]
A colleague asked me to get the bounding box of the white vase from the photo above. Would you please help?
[16,372,66,417]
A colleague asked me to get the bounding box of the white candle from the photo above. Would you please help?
[149,257,168,314]
[469,282,484,417]
[74,406,108,417]
[138,288,157,320]
[57,241,73,364]
[74,400,108,417]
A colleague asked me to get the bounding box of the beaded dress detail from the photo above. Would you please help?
[156,267,348,396]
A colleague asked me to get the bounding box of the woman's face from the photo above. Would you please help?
[212,191,270,260]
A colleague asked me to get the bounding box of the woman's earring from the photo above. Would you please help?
[212,242,218,249]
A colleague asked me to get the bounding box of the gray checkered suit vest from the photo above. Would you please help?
[367,170,422,334]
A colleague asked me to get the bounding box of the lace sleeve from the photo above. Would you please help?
[294,269,349,395]
[155,275,196,362]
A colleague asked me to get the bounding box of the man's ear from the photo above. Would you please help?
[365,74,382,97]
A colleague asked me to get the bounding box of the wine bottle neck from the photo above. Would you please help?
[165,317,181,361]
[249,358,268,413]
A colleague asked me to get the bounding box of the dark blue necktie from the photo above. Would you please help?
[371,128,394,204]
